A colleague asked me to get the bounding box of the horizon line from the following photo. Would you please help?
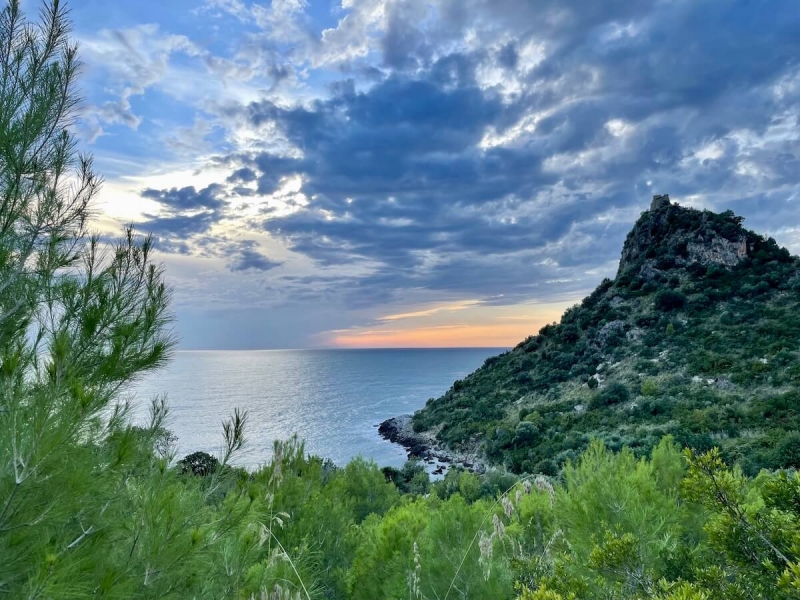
[175,346,512,352]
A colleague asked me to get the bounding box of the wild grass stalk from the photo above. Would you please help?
[443,473,543,600]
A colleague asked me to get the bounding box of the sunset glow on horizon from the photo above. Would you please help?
[321,300,576,349]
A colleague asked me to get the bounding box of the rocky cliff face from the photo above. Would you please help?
[618,195,753,277]
[686,236,748,267]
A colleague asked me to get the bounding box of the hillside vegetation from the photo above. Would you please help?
[413,198,800,476]
[4,3,800,599]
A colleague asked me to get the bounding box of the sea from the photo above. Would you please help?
[132,348,501,470]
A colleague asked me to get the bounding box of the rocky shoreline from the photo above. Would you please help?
[378,415,486,475]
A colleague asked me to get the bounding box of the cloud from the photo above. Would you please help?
[78,25,203,136]
[77,0,800,347]
[212,0,800,312]
[138,211,220,239]
[379,300,484,321]
[141,184,226,211]
[227,241,283,272]
[136,183,227,243]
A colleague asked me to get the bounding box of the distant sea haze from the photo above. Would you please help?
[134,348,501,469]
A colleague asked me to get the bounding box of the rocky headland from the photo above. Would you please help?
[378,415,486,474]
[379,196,800,475]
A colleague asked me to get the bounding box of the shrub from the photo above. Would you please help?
[524,411,543,426]
[516,373,533,385]
[641,379,660,397]
[534,459,559,476]
[656,289,687,311]
[479,469,519,498]
[560,324,581,343]
[178,451,219,476]
[514,421,539,446]
[773,432,800,469]
[590,382,631,409]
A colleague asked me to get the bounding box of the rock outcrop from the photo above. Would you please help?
[618,198,752,277]
[378,415,486,473]
[596,319,627,347]
[686,236,748,268]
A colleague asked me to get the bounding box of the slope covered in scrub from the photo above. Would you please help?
[412,196,800,475]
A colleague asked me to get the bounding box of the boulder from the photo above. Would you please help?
[639,263,663,281]
[714,378,737,391]
[597,320,627,347]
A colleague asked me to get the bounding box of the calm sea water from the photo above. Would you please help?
[132,349,500,470]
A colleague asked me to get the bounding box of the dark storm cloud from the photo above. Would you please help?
[227,167,258,184]
[138,211,220,238]
[215,153,303,195]
[238,69,533,216]
[382,11,423,70]
[227,241,282,272]
[201,0,800,309]
[141,184,226,211]
[137,184,228,243]
[153,238,191,255]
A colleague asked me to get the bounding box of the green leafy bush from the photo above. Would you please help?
[178,451,220,476]
[590,382,631,409]
[656,289,688,311]
[773,432,800,469]
[641,379,660,396]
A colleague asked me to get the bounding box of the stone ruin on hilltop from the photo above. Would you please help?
[650,193,671,211]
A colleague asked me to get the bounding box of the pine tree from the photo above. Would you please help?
[0,5,315,598]
[0,2,209,596]
[0,4,304,596]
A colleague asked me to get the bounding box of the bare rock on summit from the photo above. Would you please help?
[618,198,753,277]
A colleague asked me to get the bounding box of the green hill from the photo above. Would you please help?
[412,195,800,475]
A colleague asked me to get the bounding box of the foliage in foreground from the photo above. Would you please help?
[9,413,800,599]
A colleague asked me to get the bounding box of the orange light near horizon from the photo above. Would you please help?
[329,319,549,348]
[318,296,581,348]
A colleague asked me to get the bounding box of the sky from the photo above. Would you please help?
[48,0,800,348]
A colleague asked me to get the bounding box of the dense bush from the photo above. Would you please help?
[178,451,220,476]
[655,289,687,311]
[773,432,800,469]
[513,440,800,599]
[590,382,631,409]
[641,378,660,396]
[382,459,431,495]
